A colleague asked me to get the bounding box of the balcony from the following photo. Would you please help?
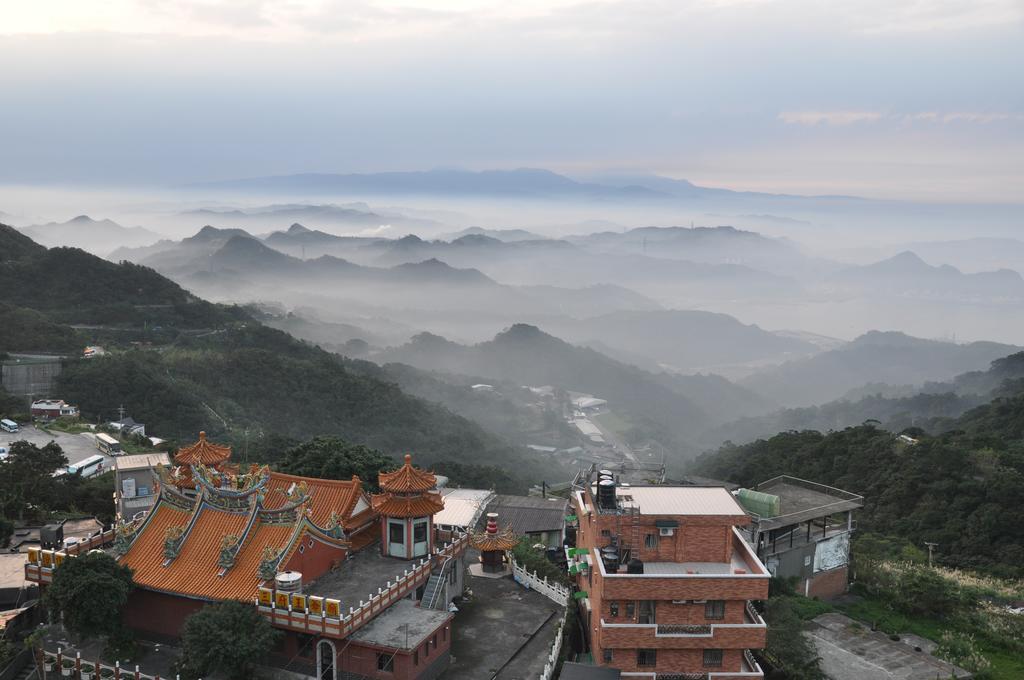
[599,606,766,650]
[618,650,764,679]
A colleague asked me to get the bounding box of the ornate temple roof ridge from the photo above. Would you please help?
[174,431,232,467]
[378,454,437,493]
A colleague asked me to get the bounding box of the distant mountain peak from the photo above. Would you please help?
[69,214,96,223]
[288,223,310,234]
[493,323,555,344]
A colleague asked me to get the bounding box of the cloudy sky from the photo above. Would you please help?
[1,0,1022,201]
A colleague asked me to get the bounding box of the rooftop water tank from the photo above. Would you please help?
[275,571,303,594]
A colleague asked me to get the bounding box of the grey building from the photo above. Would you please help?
[114,452,170,520]
[738,475,864,598]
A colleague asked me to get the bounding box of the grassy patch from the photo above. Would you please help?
[835,596,1024,680]
[592,411,631,437]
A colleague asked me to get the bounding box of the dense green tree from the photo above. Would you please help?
[691,414,1024,576]
[278,436,392,490]
[762,597,826,680]
[45,552,134,638]
[178,600,281,680]
[0,440,68,519]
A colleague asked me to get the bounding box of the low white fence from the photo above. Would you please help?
[510,557,570,606]
[540,614,565,680]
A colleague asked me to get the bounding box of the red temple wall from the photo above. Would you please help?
[122,589,206,639]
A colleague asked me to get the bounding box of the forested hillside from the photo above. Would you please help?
[691,390,1024,576]
[703,352,1024,446]
[1,228,554,490]
[0,223,246,329]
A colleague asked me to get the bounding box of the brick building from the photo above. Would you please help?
[569,474,769,679]
[26,434,468,680]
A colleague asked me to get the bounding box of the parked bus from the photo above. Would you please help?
[66,455,105,478]
[0,419,18,433]
[95,433,122,455]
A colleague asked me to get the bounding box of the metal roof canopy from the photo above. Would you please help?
[559,662,621,680]
[753,476,864,531]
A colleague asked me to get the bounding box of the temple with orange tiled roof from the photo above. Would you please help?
[25,433,471,680]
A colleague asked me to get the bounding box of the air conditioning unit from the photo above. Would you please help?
[659,527,674,537]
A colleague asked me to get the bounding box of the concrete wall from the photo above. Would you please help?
[1,358,62,398]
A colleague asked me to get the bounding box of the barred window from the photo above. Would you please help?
[603,649,613,662]
[609,601,619,617]
[705,600,726,620]
[703,649,724,667]
[637,649,657,667]
[644,533,657,549]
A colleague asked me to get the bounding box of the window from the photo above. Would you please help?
[376,653,394,672]
[600,529,611,537]
[638,600,656,624]
[626,601,635,619]
[644,533,657,549]
[705,600,725,620]
[703,649,724,667]
[637,649,656,667]
[389,522,405,544]
[413,650,418,665]
[602,649,613,663]
[609,601,619,617]
[414,521,428,544]
[432,634,437,649]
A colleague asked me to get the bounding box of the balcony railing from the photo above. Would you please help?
[256,531,470,639]
[655,624,713,636]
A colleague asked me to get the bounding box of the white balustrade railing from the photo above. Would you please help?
[511,557,570,606]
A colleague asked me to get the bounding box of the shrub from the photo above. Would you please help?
[935,631,992,676]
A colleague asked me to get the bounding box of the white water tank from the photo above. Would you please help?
[275,571,303,594]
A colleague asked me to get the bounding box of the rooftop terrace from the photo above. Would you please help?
[752,476,864,531]
[305,545,413,611]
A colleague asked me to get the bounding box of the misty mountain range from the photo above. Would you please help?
[186,167,861,203]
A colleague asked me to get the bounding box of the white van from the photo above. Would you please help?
[0,419,18,433]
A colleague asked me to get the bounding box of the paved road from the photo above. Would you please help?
[588,411,641,466]
[2,424,116,475]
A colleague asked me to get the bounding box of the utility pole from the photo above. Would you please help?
[924,542,938,569]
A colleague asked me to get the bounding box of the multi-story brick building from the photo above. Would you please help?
[569,474,769,679]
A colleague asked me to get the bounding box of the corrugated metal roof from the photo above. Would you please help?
[482,495,567,534]
[614,486,746,516]
[436,488,493,528]
[114,453,171,472]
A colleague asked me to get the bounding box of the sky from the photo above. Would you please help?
[1,0,1022,202]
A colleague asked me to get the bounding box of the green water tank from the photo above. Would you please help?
[736,488,780,518]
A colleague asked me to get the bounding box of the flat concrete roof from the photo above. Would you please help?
[608,485,747,516]
[350,599,451,651]
[807,613,970,680]
[304,544,414,612]
[754,477,863,530]
[442,564,563,679]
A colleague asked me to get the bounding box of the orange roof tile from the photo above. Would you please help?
[263,471,364,529]
[371,492,444,518]
[119,502,191,584]
[174,431,232,467]
[122,503,255,600]
[378,454,436,493]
